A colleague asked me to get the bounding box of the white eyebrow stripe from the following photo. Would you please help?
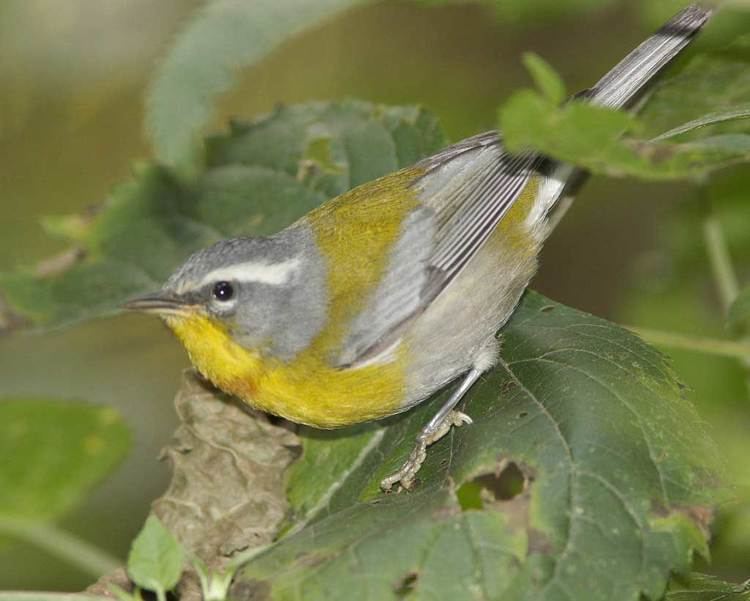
[199,257,301,287]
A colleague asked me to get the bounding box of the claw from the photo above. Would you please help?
[380,368,484,492]
[452,411,473,426]
[380,440,427,491]
[380,409,473,492]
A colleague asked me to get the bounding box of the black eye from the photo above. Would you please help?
[212,281,234,302]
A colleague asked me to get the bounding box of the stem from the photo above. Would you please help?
[701,193,750,395]
[703,212,740,312]
[626,326,750,361]
[0,518,121,578]
[651,105,750,142]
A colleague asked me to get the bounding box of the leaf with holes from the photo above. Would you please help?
[228,291,725,601]
[0,101,444,329]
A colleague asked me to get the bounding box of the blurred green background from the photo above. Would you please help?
[0,0,747,591]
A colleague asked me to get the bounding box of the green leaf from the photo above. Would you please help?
[523,52,566,104]
[638,34,750,138]
[146,0,366,168]
[667,573,750,600]
[0,399,130,522]
[499,32,750,180]
[651,105,750,142]
[616,167,750,575]
[232,291,726,601]
[728,287,750,336]
[500,90,750,180]
[0,101,445,328]
[127,516,184,598]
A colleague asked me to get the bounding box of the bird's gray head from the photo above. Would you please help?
[124,226,328,360]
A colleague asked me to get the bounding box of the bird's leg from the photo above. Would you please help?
[380,368,482,491]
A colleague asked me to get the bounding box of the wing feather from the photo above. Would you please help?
[336,5,714,366]
[337,133,541,366]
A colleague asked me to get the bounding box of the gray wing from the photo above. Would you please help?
[337,5,714,366]
[337,207,436,367]
[415,132,541,303]
[337,132,541,367]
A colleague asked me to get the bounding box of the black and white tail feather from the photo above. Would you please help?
[585,4,711,109]
[338,3,712,368]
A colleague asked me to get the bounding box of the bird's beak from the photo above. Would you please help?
[122,293,192,316]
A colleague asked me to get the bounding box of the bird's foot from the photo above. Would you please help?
[380,410,472,492]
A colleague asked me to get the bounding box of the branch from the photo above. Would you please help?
[626,326,750,361]
[85,371,300,598]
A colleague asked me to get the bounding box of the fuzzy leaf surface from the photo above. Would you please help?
[231,292,725,601]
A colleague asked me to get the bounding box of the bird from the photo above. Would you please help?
[124,4,713,491]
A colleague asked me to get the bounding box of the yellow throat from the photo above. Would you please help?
[163,168,424,428]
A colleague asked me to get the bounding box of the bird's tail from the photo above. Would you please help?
[585,4,713,109]
[537,5,713,232]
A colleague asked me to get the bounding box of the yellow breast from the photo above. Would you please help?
[165,168,423,428]
[166,312,407,428]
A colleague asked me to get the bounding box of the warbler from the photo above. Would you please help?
[125,5,712,491]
